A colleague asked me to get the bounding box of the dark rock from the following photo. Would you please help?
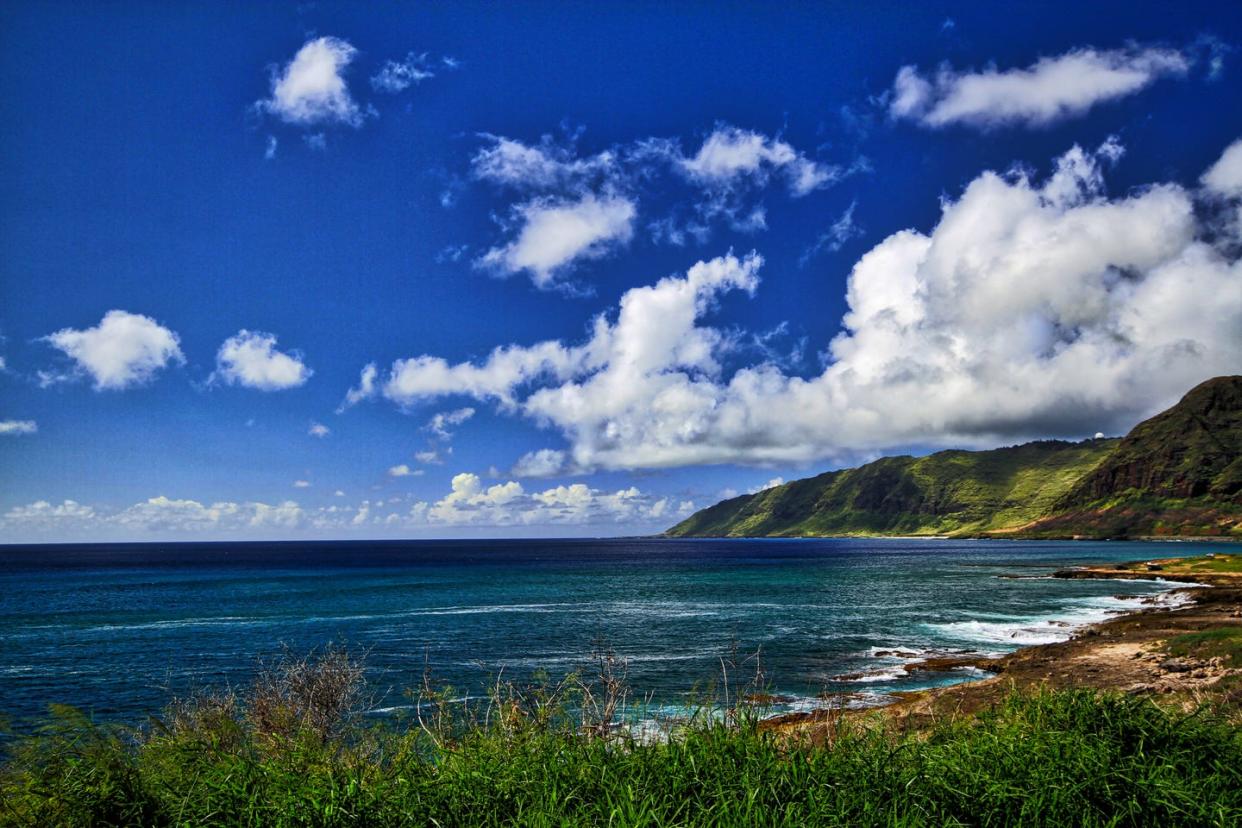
[1159,659,1192,673]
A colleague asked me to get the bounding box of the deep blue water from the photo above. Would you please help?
[0,537,1229,727]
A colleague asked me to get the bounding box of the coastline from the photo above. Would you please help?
[765,554,1242,735]
[663,532,1242,542]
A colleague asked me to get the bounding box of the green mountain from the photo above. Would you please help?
[666,376,1242,540]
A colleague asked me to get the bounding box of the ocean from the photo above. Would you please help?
[0,537,1226,727]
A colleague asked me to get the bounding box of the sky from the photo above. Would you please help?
[2,1,1241,542]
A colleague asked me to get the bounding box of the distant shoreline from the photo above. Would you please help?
[660,532,1242,542]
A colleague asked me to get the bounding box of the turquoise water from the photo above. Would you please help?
[0,537,1226,726]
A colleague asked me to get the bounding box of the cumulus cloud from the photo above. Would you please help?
[363,139,1242,470]
[4,496,303,536]
[2,483,690,538]
[212,331,312,391]
[4,500,95,528]
[256,36,365,127]
[415,472,690,527]
[0,420,37,435]
[1202,138,1242,198]
[467,128,852,283]
[890,46,1189,128]
[1202,138,1242,237]
[511,448,566,477]
[376,252,760,416]
[680,125,839,196]
[112,496,304,532]
[388,464,423,478]
[472,135,616,191]
[309,421,330,438]
[748,477,785,494]
[478,192,637,288]
[43,310,183,390]
[293,480,311,488]
[370,52,434,92]
[381,339,587,408]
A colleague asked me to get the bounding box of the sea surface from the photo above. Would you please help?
[0,537,1228,728]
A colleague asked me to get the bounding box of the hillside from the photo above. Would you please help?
[1016,376,1242,538]
[667,376,1242,540]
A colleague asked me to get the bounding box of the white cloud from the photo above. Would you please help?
[388,464,423,478]
[0,420,37,435]
[365,140,1242,470]
[748,477,785,494]
[371,52,434,92]
[511,448,566,477]
[43,310,183,390]
[334,489,346,497]
[425,407,475,439]
[4,500,95,528]
[416,472,690,527]
[799,201,863,266]
[2,484,691,538]
[309,421,331,438]
[382,340,588,408]
[680,126,838,196]
[111,496,304,532]
[339,362,379,411]
[890,46,1189,128]
[377,252,759,414]
[479,192,637,288]
[264,136,278,160]
[256,36,365,127]
[4,496,304,536]
[1202,138,1242,237]
[471,135,616,190]
[1202,138,1242,198]
[469,129,853,268]
[414,450,442,464]
[212,330,312,391]
[293,480,311,488]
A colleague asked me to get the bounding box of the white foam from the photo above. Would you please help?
[839,665,910,683]
[924,589,1177,647]
[861,646,923,659]
[82,616,262,633]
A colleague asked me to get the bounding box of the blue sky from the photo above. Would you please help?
[2,1,1241,542]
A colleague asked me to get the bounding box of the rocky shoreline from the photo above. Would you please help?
[764,555,1242,736]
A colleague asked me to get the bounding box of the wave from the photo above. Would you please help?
[923,589,1176,647]
[81,616,265,633]
[838,666,911,683]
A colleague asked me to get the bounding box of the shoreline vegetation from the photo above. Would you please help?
[3,554,1242,825]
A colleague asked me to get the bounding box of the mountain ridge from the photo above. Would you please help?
[666,376,1242,540]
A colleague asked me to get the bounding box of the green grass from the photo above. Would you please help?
[1166,627,1242,668]
[2,662,1241,826]
[1168,554,1242,574]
